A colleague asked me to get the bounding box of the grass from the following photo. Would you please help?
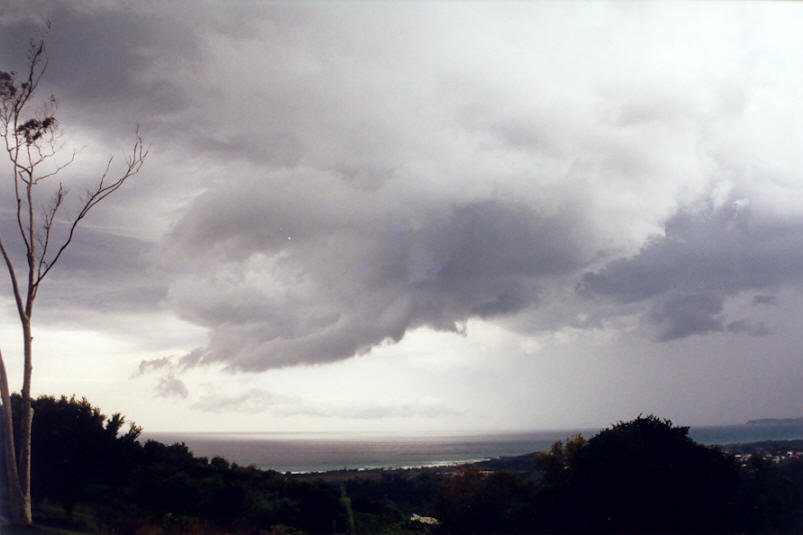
[3,525,91,535]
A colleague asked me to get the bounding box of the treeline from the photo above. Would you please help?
[9,394,348,534]
[430,417,801,534]
[5,395,803,534]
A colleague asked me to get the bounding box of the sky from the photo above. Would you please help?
[0,1,800,433]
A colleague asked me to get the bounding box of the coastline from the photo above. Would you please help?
[143,421,803,474]
[294,437,803,483]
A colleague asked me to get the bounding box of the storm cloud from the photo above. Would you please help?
[581,201,803,341]
[163,165,595,370]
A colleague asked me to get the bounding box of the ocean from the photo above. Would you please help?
[143,421,803,474]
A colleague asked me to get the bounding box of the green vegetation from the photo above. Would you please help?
[8,394,348,535]
[3,397,801,534]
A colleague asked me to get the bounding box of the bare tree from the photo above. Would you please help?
[0,41,147,525]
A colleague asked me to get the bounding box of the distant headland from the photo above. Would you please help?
[745,417,803,425]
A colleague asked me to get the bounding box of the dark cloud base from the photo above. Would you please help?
[581,203,801,342]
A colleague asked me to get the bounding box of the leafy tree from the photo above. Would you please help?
[433,466,536,533]
[733,455,802,532]
[0,42,146,525]
[533,433,586,484]
[16,394,141,515]
[534,415,739,533]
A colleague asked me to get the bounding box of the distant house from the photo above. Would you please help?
[411,513,439,525]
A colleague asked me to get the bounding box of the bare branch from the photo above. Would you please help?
[32,148,75,183]
[12,166,31,255]
[37,131,148,283]
[14,42,46,117]
[29,126,64,173]
[36,182,64,280]
[0,45,51,261]
[0,237,27,321]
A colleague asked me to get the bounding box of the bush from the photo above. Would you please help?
[533,415,739,533]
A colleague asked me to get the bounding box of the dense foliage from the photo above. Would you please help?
[6,396,802,534]
[431,416,801,534]
[13,394,346,534]
[530,416,739,533]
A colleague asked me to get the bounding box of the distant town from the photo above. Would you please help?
[725,439,803,466]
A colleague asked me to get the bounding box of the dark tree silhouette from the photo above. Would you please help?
[536,415,739,533]
[15,394,141,516]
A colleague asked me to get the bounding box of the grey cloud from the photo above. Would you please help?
[581,202,803,341]
[0,213,167,331]
[193,389,283,414]
[726,319,773,337]
[133,356,194,399]
[154,373,188,399]
[194,388,458,419]
[651,293,724,342]
[165,171,591,370]
[0,2,200,144]
[178,348,206,370]
[752,294,776,306]
[134,356,172,377]
[151,5,766,364]
[0,5,206,244]
[35,228,167,318]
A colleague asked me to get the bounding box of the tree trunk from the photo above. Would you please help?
[16,322,33,524]
[0,350,30,525]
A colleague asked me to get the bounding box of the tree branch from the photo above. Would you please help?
[37,130,148,283]
[36,182,64,280]
[0,236,27,321]
[32,147,75,183]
